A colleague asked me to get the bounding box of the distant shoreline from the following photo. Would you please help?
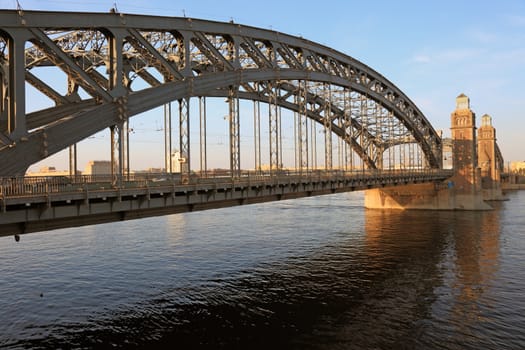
[502,184,525,191]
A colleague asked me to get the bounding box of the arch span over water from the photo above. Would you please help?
[0,10,442,176]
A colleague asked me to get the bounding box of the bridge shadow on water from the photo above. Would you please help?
[9,198,506,350]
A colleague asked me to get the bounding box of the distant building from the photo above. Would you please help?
[510,161,525,174]
[167,151,182,173]
[26,166,74,177]
[442,138,453,170]
[84,160,112,175]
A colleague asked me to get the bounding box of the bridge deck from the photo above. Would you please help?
[0,170,452,237]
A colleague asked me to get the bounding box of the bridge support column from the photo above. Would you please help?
[164,102,173,173]
[310,116,317,170]
[110,122,126,186]
[199,97,207,176]
[253,98,262,172]
[69,144,77,178]
[343,89,354,171]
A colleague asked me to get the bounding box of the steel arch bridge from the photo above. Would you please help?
[0,10,443,177]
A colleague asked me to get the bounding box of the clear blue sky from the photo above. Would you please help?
[3,0,524,170]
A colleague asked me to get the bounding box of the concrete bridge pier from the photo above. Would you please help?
[365,94,494,211]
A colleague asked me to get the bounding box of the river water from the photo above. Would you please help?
[1,190,524,349]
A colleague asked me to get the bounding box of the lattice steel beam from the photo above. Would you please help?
[268,81,280,171]
[298,80,309,171]
[179,97,190,176]
[228,86,240,176]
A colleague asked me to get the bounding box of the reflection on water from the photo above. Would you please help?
[1,192,524,349]
[451,208,500,336]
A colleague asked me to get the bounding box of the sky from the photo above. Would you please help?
[2,0,524,171]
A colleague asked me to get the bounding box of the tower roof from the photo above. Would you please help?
[481,114,493,127]
[455,93,470,110]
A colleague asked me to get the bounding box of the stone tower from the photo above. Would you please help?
[478,114,497,182]
[450,93,480,194]
[477,114,504,200]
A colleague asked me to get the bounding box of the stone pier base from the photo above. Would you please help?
[364,182,493,210]
[482,187,507,201]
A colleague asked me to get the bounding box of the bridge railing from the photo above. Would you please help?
[0,169,453,198]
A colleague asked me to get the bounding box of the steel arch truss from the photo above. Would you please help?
[0,10,442,175]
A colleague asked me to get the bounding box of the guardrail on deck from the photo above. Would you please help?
[0,169,453,198]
